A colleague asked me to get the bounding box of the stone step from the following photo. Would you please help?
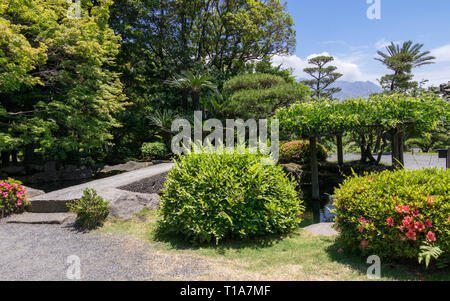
[302,223,339,236]
[4,212,76,224]
[28,199,72,213]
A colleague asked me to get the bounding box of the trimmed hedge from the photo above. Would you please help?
[333,168,449,266]
[160,149,304,243]
[0,178,27,217]
[279,140,328,164]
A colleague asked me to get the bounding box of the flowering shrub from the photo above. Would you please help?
[279,140,327,164]
[333,168,449,267]
[0,178,28,217]
[160,149,304,244]
[67,188,109,230]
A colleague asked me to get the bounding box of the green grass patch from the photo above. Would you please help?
[100,208,450,281]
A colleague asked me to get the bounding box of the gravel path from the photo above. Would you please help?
[328,153,446,170]
[0,221,207,281]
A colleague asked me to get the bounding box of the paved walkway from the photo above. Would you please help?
[328,153,446,170]
[31,163,173,202]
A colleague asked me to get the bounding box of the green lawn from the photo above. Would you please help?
[99,208,449,281]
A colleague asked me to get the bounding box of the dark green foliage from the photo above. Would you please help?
[334,169,450,267]
[376,41,435,93]
[67,188,109,230]
[279,140,328,164]
[301,56,343,100]
[223,73,310,119]
[160,149,304,244]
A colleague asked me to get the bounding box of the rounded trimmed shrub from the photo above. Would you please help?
[279,140,328,164]
[160,150,304,243]
[141,142,169,160]
[333,168,449,266]
[0,178,28,217]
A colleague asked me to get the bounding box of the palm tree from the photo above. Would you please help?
[166,71,217,110]
[375,41,435,91]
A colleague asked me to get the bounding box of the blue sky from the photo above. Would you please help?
[272,0,450,86]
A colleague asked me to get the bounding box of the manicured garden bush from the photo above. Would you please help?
[0,178,28,217]
[67,188,109,230]
[333,168,449,267]
[279,140,328,164]
[141,142,169,160]
[160,149,304,243]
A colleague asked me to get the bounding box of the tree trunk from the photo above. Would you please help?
[310,137,320,223]
[11,151,18,164]
[337,134,343,166]
[391,128,400,169]
[192,92,200,110]
[310,137,320,200]
[1,152,9,166]
[360,135,367,162]
[398,130,404,168]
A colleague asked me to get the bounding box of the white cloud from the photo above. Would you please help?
[272,53,375,82]
[375,38,391,50]
[430,44,450,62]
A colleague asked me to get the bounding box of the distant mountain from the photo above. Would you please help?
[330,81,382,99]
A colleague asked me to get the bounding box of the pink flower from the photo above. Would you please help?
[386,217,394,227]
[412,209,420,217]
[395,204,403,213]
[361,240,369,249]
[426,196,435,205]
[357,225,364,233]
[2,192,8,198]
[406,230,417,241]
[337,249,344,254]
[425,219,432,228]
[17,200,22,206]
[426,231,436,242]
[402,216,412,227]
[402,205,410,214]
[415,222,426,232]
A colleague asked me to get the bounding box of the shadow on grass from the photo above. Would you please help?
[324,237,450,281]
[152,223,290,255]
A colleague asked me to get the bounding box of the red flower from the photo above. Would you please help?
[395,204,403,213]
[386,217,394,227]
[415,222,426,232]
[426,196,435,205]
[426,231,436,242]
[406,230,417,241]
[402,216,412,227]
[402,205,410,214]
[412,209,421,217]
[425,219,433,228]
[361,240,369,249]
[357,225,364,233]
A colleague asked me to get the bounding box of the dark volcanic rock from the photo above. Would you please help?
[118,172,169,195]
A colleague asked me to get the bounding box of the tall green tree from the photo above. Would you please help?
[376,41,435,92]
[0,0,126,163]
[301,56,343,101]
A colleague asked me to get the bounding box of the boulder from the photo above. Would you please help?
[103,188,161,220]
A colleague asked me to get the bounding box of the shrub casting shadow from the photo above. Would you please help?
[153,222,287,254]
